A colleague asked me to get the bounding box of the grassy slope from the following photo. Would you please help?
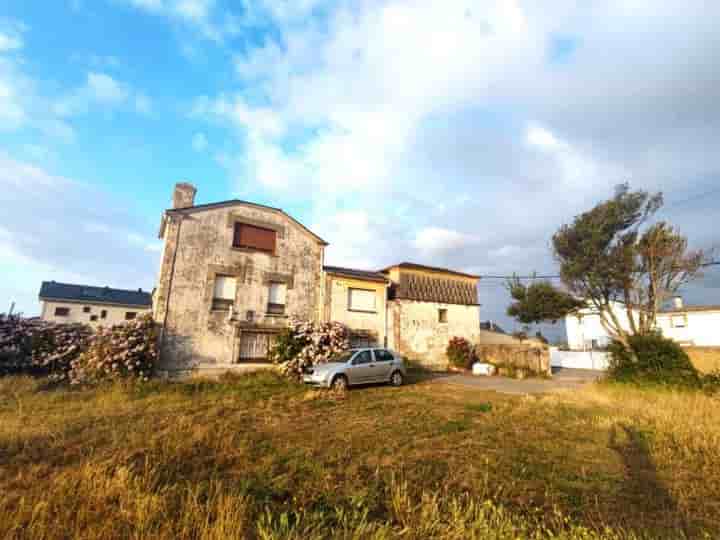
[0,373,718,539]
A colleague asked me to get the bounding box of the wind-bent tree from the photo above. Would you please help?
[506,277,584,325]
[552,183,705,345]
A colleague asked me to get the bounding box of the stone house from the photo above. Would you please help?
[154,183,480,372]
[39,281,151,327]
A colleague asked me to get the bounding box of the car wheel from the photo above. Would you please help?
[390,371,403,387]
[331,375,348,391]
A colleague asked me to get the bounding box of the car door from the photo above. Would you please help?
[371,349,395,381]
[346,350,373,384]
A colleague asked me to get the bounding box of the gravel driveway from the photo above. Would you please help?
[432,367,605,395]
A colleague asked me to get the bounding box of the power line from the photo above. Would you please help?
[478,261,718,281]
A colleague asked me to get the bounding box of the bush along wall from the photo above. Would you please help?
[0,314,92,377]
[446,337,476,370]
[0,313,159,384]
[608,332,699,386]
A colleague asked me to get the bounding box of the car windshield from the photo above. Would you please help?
[329,351,355,364]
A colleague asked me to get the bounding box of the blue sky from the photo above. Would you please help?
[1,1,719,337]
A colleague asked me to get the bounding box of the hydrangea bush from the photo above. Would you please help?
[269,317,350,378]
[0,314,92,377]
[1,313,158,384]
[68,314,158,384]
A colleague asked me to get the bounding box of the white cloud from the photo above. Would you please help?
[0,31,22,52]
[121,0,236,41]
[54,72,151,118]
[0,154,159,314]
[191,132,208,151]
[86,72,129,104]
[413,227,478,253]
[134,93,152,114]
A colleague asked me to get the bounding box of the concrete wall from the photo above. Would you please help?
[325,275,387,346]
[154,204,324,369]
[388,299,480,369]
[40,300,150,327]
[479,329,544,346]
[477,343,551,376]
[550,348,610,370]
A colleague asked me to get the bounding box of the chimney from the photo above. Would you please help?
[673,296,684,310]
[172,182,197,209]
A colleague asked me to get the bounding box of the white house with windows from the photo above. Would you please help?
[564,297,720,350]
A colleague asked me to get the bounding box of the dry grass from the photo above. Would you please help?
[0,373,718,539]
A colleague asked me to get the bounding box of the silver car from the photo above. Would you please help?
[302,348,406,390]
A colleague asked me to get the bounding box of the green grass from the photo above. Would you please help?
[0,372,718,539]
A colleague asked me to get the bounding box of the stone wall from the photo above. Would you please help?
[475,343,551,376]
[154,203,324,370]
[388,299,480,369]
[685,347,720,374]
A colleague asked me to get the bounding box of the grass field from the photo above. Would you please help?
[0,373,718,539]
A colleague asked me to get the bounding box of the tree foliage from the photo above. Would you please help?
[506,277,585,325]
[552,183,705,344]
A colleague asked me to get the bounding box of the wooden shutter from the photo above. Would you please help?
[233,223,276,252]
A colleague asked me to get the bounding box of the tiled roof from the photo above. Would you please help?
[39,281,152,308]
[395,272,479,305]
[323,265,388,283]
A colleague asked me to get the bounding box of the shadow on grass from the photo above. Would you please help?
[608,424,694,538]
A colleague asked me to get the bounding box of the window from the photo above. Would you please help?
[671,315,687,328]
[267,282,286,315]
[352,350,373,365]
[212,275,237,311]
[233,223,276,253]
[438,309,448,323]
[90,315,98,322]
[348,288,376,312]
[374,349,394,362]
[125,312,137,320]
[83,306,91,313]
[54,307,70,317]
[100,310,107,319]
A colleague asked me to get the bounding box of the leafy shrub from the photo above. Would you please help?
[0,314,92,377]
[446,336,475,369]
[68,314,158,384]
[268,317,350,378]
[608,332,699,385]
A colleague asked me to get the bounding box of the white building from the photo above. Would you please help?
[564,297,720,350]
[39,281,152,328]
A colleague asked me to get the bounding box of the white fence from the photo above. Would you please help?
[550,348,610,371]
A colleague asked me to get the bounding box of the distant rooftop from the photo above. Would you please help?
[323,265,389,283]
[380,262,480,280]
[39,281,152,308]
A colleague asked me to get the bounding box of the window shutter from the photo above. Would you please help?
[214,276,237,300]
[269,283,286,305]
[233,223,276,252]
[348,289,376,311]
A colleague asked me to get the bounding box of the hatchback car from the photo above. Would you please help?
[302,348,406,390]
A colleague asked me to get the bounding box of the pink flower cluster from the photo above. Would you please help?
[272,317,350,377]
[68,314,158,385]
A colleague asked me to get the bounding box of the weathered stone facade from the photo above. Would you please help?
[154,185,481,372]
[154,185,326,370]
[384,264,481,369]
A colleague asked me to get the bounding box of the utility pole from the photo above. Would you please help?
[8,301,15,316]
